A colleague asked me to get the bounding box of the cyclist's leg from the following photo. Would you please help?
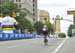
[44,35,48,46]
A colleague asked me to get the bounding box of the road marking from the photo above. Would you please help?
[52,38,67,53]
[7,45,17,48]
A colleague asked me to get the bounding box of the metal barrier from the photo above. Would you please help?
[0,33,43,41]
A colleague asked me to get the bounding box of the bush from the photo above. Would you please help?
[58,33,66,38]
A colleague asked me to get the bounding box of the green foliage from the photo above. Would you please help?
[34,21,55,34]
[14,11,34,32]
[58,33,66,38]
[0,2,19,16]
[15,17,34,32]
[34,21,44,34]
[67,24,75,37]
[0,0,2,5]
[0,2,34,32]
[45,21,55,34]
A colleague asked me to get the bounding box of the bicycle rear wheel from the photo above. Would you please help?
[44,42,48,46]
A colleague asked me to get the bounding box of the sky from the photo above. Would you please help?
[38,0,75,34]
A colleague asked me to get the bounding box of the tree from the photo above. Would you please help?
[67,24,75,37]
[45,21,55,34]
[15,17,34,33]
[0,1,1,5]
[34,21,44,34]
[34,21,55,35]
[0,2,19,16]
[58,33,66,38]
[0,2,34,33]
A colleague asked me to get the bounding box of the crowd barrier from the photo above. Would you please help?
[0,33,43,41]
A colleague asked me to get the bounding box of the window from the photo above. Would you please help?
[33,4,35,7]
[33,8,35,11]
[33,18,35,21]
[33,13,35,15]
[19,0,21,2]
[16,0,21,2]
[44,18,47,20]
[16,0,18,2]
[6,0,9,2]
[18,4,22,8]
[33,0,34,2]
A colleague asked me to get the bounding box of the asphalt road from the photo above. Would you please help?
[0,38,64,53]
[57,38,75,53]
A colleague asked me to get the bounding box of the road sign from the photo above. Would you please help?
[67,10,75,15]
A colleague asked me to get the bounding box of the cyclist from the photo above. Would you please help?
[42,25,48,46]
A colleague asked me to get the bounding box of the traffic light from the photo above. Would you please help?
[12,12,16,18]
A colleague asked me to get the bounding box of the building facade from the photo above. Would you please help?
[14,0,37,23]
[38,9,50,23]
[0,0,13,5]
[33,0,37,23]
[54,15,61,36]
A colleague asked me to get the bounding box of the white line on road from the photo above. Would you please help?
[7,45,17,48]
[52,38,67,53]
